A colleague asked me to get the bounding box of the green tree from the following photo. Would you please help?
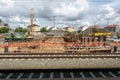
[77,30,81,33]
[40,27,48,33]
[15,27,23,33]
[0,27,10,33]
[22,28,28,33]
[15,27,28,33]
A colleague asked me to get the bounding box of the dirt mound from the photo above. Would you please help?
[43,36,65,43]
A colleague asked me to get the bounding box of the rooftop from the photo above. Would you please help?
[28,24,40,28]
[105,24,117,28]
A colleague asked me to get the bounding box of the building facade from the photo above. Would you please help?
[81,27,110,38]
[104,24,117,32]
[27,24,40,35]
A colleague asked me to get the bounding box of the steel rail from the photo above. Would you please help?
[0,54,120,59]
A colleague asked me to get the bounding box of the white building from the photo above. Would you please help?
[27,24,41,35]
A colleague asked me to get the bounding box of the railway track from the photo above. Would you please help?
[0,53,120,59]
[0,69,120,80]
[0,53,120,69]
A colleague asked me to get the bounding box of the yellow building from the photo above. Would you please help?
[65,27,74,32]
[82,27,111,38]
[94,32,111,38]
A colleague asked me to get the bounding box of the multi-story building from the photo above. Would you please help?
[104,24,117,32]
[81,25,110,38]
[104,24,118,38]
[28,24,40,35]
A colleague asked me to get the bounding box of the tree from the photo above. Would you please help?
[15,27,23,33]
[77,30,81,33]
[40,27,48,33]
[15,27,28,33]
[0,27,10,33]
[22,28,28,33]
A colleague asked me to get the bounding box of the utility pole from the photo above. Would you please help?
[75,20,78,33]
[73,21,77,33]
[93,21,96,41]
[94,21,95,32]
[53,16,56,35]
[106,18,109,26]
[74,20,78,41]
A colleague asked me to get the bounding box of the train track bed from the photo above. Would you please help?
[0,53,120,69]
[0,53,120,59]
[0,69,120,80]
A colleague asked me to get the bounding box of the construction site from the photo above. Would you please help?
[0,8,119,54]
[2,36,112,54]
[0,8,120,70]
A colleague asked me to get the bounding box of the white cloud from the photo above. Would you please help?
[105,12,115,18]
[92,0,120,27]
[55,5,79,17]
[14,16,21,22]
[8,16,20,23]
[54,0,89,18]
[102,4,114,12]
[81,21,91,26]
[0,0,120,28]
[22,18,30,24]
[97,15,102,18]
[0,0,14,8]
[0,0,89,28]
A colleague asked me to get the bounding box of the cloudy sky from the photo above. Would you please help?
[0,0,120,29]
